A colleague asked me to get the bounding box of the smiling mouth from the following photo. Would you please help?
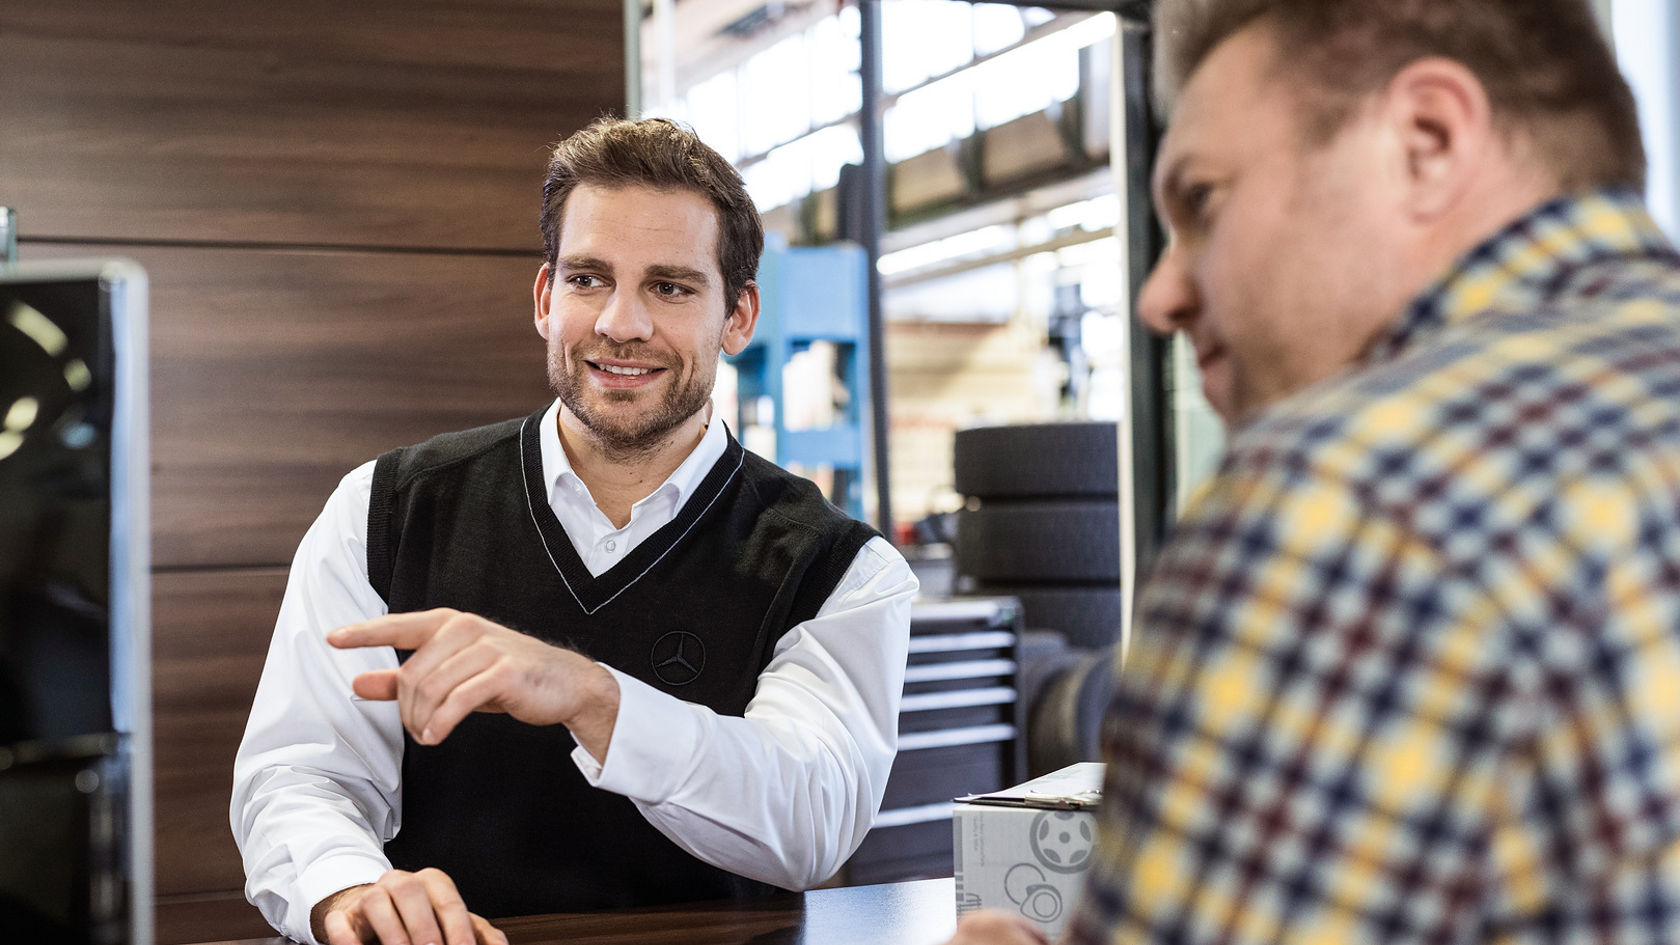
[585,357,669,377]
[592,362,657,376]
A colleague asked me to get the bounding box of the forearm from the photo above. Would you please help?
[233,647,399,941]
[234,667,400,943]
[580,539,915,887]
[619,697,885,888]
[232,460,401,943]
[233,761,394,944]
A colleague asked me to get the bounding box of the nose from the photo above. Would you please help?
[1136,243,1198,337]
[594,287,654,344]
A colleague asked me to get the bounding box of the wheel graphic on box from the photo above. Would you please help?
[1029,810,1093,873]
[1004,863,1063,923]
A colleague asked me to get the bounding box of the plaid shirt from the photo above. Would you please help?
[1069,191,1680,945]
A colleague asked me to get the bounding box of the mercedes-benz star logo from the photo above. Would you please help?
[650,631,706,686]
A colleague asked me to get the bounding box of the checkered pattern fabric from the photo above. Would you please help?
[1068,191,1680,944]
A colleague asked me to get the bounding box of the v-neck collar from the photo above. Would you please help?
[516,408,745,614]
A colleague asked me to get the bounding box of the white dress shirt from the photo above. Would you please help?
[230,400,916,944]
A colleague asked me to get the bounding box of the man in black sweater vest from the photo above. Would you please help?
[231,119,915,945]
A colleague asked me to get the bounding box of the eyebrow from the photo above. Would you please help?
[556,254,610,274]
[555,254,610,276]
[645,264,711,287]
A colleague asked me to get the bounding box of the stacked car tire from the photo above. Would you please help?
[954,422,1124,648]
[953,421,1124,775]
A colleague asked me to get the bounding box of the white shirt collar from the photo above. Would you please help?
[536,398,728,520]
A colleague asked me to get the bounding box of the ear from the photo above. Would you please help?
[1380,57,1493,220]
[533,264,554,340]
[720,281,760,356]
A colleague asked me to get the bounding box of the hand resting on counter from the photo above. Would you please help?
[312,868,506,945]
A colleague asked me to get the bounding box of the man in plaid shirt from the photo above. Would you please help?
[947,1,1680,943]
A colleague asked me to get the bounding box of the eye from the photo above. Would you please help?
[1183,182,1215,222]
[566,273,606,289]
[651,281,692,298]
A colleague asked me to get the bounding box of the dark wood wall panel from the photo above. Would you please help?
[33,243,555,568]
[152,568,288,898]
[0,0,623,249]
[2,0,625,937]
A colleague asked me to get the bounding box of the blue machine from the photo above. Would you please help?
[730,238,870,519]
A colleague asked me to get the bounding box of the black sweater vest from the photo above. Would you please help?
[364,409,877,916]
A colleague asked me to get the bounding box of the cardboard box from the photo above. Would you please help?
[953,762,1104,939]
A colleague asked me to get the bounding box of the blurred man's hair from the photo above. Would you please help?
[1154,0,1645,191]
[539,117,764,309]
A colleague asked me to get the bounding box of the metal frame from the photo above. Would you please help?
[858,0,894,537]
[0,208,16,266]
[105,258,154,945]
[624,0,642,117]
[1115,7,1169,661]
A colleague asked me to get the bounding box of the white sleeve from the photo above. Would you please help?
[229,461,401,945]
[570,535,917,890]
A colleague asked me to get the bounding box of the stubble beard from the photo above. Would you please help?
[548,343,716,464]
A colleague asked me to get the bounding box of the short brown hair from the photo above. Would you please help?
[1153,0,1645,191]
[539,117,765,308]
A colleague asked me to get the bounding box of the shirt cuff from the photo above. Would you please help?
[291,852,393,945]
[570,665,701,804]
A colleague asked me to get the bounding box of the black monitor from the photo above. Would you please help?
[0,259,152,945]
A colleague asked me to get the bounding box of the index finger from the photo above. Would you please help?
[328,608,456,651]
